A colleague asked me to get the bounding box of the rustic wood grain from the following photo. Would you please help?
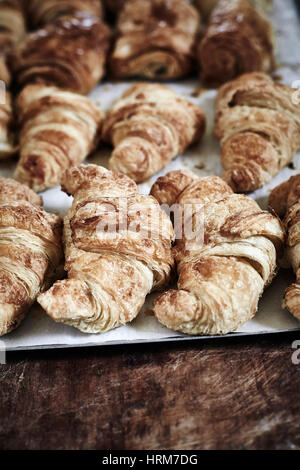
[0,333,300,450]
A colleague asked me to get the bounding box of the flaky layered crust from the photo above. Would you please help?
[0,91,17,159]
[10,13,111,94]
[25,0,103,27]
[270,175,300,321]
[102,83,206,182]
[215,72,300,193]
[151,170,284,335]
[197,0,274,87]
[0,0,26,86]
[110,0,200,80]
[194,0,273,19]
[14,84,104,192]
[0,176,62,336]
[38,164,174,334]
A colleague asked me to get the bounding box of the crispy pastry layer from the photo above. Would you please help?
[38,164,174,334]
[109,0,200,80]
[0,0,26,86]
[197,0,274,87]
[14,84,104,192]
[25,0,103,27]
[151,170,284,335]
[10,13,111,94]
[0,91,17,159]
[194,0,273,19]
[102,83,206,182]
[215,72,300,193]
[0,176,62,336]
[270,175,300,321]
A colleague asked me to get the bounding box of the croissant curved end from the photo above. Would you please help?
[37,279,95,324]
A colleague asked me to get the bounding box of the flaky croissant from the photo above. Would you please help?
[38,164,174,334]
[102,83,206,182]
[197,0,274,87]
[24,0,103,27]
[215,72,300,193]
[151,170,284,335]
[109,0,200,80]
[14,84,104,192]
[0,91,17,159]
[0,176,62,336]
[10,13,111,95]
[269,175,300,321]
[0,0,26,86]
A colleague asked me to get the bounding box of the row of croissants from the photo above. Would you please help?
[1,162,300,338]
[1,0,274,90]
[2,72,300,192]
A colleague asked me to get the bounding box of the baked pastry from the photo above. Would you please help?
[0,55,11,86]
[14,84,104,192]
[109,0,200,80]
[151,170,284,335]
[194,0,273,19]
[0,0,26,86]
[38,164,174,334]
[102,83,206,182]
[269,175,300,321]
[0,176,62,336]
[0,91,17,159]
[197,0,274,87]
[10,13,111,95]
[24,0,103,27]
[215,72,300,193]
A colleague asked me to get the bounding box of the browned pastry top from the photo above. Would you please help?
[25,0,103,27]
[198,0,274,86]
[10,12,111,94]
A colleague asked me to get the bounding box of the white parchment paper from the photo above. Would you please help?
[2,0,300,350]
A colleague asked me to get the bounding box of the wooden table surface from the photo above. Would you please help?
[0,332,300,450]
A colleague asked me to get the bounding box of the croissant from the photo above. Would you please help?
[215,72,300,193]
[14,84,104,192]
[0,91,17,159]
[24,0,103,27]
[102,83,206,182]
[197,0,274,87]
[269,175,300,321]
[0,0,26,86]
[0,176,62,336]
[38,164,174,334]
[10,13,111,95]
[109,0,200,80]
[151,170,284,335]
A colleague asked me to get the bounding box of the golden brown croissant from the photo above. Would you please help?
[14,84,104,192]
[0,91,17,159]
[109,0,200,80]
[0,0,26,86]
[24,0,103,27]
[269,175,300,321]
[38,164,174,334]
[197,0,274,87]
[0,176,62,336]
[151,170,284,335]
[215,72,300,193]
[102,83,206,182]
[10,13,111,95]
